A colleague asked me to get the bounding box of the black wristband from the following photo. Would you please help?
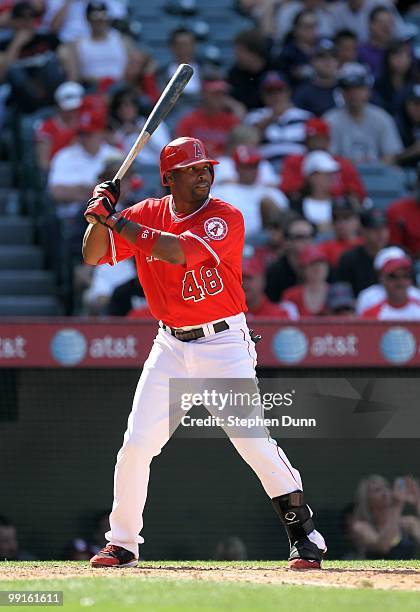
[114,216,130,234]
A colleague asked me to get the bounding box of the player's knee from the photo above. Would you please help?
[119,436,162,459]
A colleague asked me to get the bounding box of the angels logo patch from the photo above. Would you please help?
[204,217,228,241]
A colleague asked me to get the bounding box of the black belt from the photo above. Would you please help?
[162,320,229,342]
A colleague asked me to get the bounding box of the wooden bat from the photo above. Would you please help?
[86,63,194,224]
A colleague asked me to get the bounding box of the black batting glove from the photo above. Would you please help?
[93,179,120,207]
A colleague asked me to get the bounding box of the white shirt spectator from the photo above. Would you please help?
[215,156,279,187]
[84,257,135,308]
[48,141,120,217]
[356,284,420,314]
[76,28,128,81]
[211,183,288,237]
[362,296,420,320]
[42,1,128,43]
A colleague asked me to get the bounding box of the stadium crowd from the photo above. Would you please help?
[1,0,420,319]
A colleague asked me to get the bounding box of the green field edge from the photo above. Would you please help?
[1,559,420,570]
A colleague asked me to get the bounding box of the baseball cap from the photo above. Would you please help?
[302,151,340,176]
[260,71,288,92]
[374,246,412,274]
[299,244,328,267]
[314,38,335,57]
[360,208,387,229]
[337,62,372,88]
[232,144,262,166]
[327,282,355,311]
[86,1,108,18]
[54,82,84,111]
[78,110,105,133]
[305,117,330,138]
[243,256,264,276]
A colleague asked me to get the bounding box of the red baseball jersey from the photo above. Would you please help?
[98,195,247,327]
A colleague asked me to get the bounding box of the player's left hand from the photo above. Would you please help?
[84,196,115,225]
[93,179,120,206]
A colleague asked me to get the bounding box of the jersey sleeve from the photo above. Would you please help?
[178,209,244,268]
[96,206,141,266]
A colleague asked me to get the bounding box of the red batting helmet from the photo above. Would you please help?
[159,137,219,186]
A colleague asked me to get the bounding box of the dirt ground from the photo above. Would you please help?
[1,564,420,591]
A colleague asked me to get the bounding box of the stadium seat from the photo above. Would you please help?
[357,164,408,210]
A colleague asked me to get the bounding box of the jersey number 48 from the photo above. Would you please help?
[182,267,224,302]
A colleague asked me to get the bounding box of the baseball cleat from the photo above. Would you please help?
[288,537,324,570]
[90,544,138,568]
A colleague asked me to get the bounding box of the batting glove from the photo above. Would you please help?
[93,179,120,206]
[84,196,115,225]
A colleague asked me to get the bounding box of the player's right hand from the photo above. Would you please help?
[84,196,115,225]
[93,179,120,206]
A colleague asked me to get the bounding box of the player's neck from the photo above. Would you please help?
[171,195,208,215]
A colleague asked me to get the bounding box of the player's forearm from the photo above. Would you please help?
[115,219,186,265]
[82,223,110,265]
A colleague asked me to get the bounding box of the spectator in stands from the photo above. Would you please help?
[319,197,362,268]
[175,79,243,158]
[393,84,420,168]
[374,38,416,118]
[361,248,420,319]
[280,117,367,202]
[162,27,202,98]
[289,150,340,231]
[245,71,312,165]
[337,208,389,296]
[293,38,339,116]
[35,81,84,171]
[42,0,129,44]
[107,277,147,316]
[42,0,91,44]
[265,215,315,302]
[108,86,170,165]
[331,0,406,43]
[273,9,319,88]
[357,6,396,78]
[356,246,420,315]
[282,244,330,316]
[243,255,299,320]
[215,125,279,187]
[270,0,335,45]
[349,474,420,558]
[0,515,37,561]
[387,164,420,258]
[227,28,271,111]
[214,536,248,561]
[326,282,356,316]
[324,62,403,164]
[64,2,149,91]
[334,29,358,68]
[211,144,289,239]
[48,108,119,257]
[0,1,67,113]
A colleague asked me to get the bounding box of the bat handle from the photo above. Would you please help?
[86,214,97,225]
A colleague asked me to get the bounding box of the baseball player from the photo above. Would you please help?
[83,137,326,569]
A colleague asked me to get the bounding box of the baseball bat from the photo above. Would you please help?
[86,63,194,224]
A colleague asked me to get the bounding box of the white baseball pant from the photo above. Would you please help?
[105,313,307,555]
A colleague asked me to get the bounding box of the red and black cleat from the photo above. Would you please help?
[288,538,324,570]
[90,544,138,568]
